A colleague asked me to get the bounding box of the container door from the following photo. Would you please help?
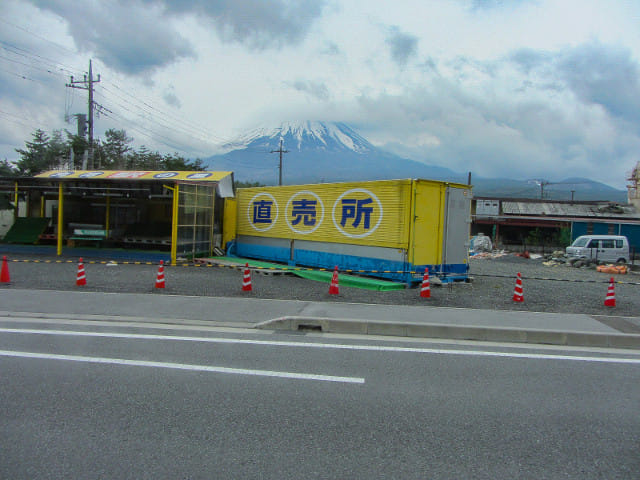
[442,187,471,266]
[411,181,445,267]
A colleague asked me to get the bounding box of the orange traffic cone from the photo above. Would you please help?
[242,263,252,292]
[329,266,339,295]
[604,277,616,307]
[420,268,431,298]
[76,258,86,286]
[155,260,165,289]
[1,256,10,283]
[512,272,523,302]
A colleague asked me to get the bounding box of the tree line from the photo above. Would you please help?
[1,128,205,177]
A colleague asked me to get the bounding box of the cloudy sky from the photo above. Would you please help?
[1,0,639,189]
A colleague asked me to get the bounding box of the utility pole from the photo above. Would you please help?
[66,59,100,169]
[534,179,550,199]
[271,138,289,186]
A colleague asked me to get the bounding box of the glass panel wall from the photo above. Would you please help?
[176,183,216,258]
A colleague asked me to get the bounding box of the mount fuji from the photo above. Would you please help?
[203,121,464,185]
[202,121,627,201]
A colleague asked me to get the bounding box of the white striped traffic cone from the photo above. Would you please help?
[604,277,616,307]
[329,266,339,295]
[420,268,431,298]
[155,260,165,289]
[242,263,252,292]
[512,272,523,302]
[1,255,10,283]
[76,258,86,286]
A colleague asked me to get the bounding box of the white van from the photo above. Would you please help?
[566,235,630,263]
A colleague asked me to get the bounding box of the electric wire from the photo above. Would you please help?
[96,98,200,154]
[98,80,234,145]
[0,18,78,58]
[97,77,229,143]
[0,41,81,78]
[0,67,37,82]
[1,20,238,158]
[99,109,206,156]
[97,84,221,149]
[1,19,239,160]
[0,110,39,129]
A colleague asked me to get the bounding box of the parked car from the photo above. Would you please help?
[566,235,630,263]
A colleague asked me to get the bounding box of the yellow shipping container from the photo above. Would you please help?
[232,178,471,282]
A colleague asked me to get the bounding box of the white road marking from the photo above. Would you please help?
[0,350,365,384]
[1,327,639,364]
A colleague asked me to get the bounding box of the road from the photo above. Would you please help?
[1,315,639,479]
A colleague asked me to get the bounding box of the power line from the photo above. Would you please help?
[0,67,37,82]
[96,94,208,155]
[0,54,69,81]
[0,18,78,58]
[1,19,237,158]
[86,61,235,146]
[99,80,235,146]
[0,41,81,77]
[528,179,593,199]
[97,84,219,149]
[99,109,208,156]
[102,83,211,139]
[0,109,40,129]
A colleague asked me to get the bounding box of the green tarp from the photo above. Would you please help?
[2,217,50,244]
[215,257,406,291]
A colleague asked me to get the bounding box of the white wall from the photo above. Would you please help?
[0,210,13,238]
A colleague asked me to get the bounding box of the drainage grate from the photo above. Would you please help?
[297,324,322,332]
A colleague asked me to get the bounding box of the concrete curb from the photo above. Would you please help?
[0,310,255,329]
[255,316,640,350]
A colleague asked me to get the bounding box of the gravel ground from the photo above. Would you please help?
[0,252,639,317]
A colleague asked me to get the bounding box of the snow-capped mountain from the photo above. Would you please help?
[203,121,627,201]
[221,121,373,154]
[205,121,462,185]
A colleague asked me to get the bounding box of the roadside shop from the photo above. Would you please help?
[0,170,234,265]
[226,178,472,283]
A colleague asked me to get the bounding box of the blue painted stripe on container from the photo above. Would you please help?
[234,242,468,283]
[235,242,289,264]
[293,248,406,273]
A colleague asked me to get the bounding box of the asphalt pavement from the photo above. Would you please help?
[3,318,638,479]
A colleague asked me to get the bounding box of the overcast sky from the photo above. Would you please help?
[1,0,639,189]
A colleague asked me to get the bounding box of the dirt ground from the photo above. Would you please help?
[1,251,638,317]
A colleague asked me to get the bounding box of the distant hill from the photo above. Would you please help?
[203,121,628,202]
[472,177,628,203]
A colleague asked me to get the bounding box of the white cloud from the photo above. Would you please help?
[1,0,639,189]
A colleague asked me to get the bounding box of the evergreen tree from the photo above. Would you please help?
[15,129,51,176]
[129,146,162,169]
[66,131,88,169]
[0,159,16,177]
[48,130,69,168]
[101,129,133,169]
[14,128,207,175]
[161,153,205,171]
[234,180,264,188]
